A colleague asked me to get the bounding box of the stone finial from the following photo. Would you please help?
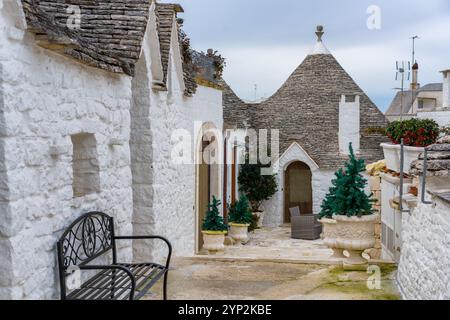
[316,25,324,42]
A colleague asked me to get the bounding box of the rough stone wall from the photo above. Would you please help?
[397,198,450,300]
[0,3,133,299]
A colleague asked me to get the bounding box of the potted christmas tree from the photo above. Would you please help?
[228,196,253,244]
[320,144,378,265]
[238,156,277,227]
[202,196,228,253]
[381,118,439,173]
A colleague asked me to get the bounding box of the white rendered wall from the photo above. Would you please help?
[339,95,360,155]
[417,111,450,127]
[443,71,449,109]
[0,2,133,299]
[397,197,450,300]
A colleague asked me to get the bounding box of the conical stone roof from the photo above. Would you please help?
[223,28,388,169]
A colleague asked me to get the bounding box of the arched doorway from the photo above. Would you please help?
[196,123,221,252]
[284,161,313,223]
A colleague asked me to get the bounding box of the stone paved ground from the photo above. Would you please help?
[149,258,401,300]
[148,227,400,300]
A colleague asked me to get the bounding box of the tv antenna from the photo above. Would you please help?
[410,35,419,66]
[395,60,411,120]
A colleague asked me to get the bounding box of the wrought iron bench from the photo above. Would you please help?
[57,212,172,300]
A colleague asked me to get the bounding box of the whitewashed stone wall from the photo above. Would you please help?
[417,111,450,127]
[443,70,449,109]
[0,2,133,299]
[397,198,450,300]
[263,142,335,227]
[339,95,360,155]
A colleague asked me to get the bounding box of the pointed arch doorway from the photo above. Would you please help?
[284,161,313,223]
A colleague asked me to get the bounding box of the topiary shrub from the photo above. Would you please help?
[320,144,375,219]
[228,196,253,225]
[238,156,278,212]
[386,118,439,147]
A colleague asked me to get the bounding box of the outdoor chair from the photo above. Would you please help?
[57,212,172,300]
[289,207,323,240]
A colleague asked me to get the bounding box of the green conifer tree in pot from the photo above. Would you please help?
[202,196,228,253]
[228,196,253,244]
[319,144,378,265]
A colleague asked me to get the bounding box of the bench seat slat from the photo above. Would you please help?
[66,263,167,300]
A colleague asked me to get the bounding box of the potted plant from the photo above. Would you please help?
[228,196,253,244]
[319,171,346,259]
[238,156,277,228]
[320,144,378,265]
[381,119,439,173]
[202,196,228,253]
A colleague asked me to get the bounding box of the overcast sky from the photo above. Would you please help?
[167,0,450,112]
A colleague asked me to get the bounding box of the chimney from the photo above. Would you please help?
[442,69,450,109]
[411,61,420,90]
[339,94,360,155]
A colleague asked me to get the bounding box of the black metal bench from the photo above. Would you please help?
[57,212,172,300]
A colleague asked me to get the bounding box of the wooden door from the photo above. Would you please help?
[198,141,211,251]
[284,162,313,223]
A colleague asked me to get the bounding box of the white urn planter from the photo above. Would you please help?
[381,143,424,174]
[333,214,379,265]
[202,231,227,253]
[320,218,346,259]
[229,223,250,244]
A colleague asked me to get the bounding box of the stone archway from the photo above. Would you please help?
[284,161,313,223]
[195,122,222,252]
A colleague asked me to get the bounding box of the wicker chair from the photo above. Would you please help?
[289,207,323,240]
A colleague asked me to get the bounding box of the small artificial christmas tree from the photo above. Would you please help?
[320,143,375,218]
[228,196,253,225]
[202,196,228,232]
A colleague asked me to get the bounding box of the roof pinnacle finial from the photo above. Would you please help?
[316,25,324,42]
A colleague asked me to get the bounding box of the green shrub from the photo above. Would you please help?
[386,119,439,147]
[228,196,253,225]
[320,144,375,218]
[238,155,278,212]
[202,196,228,232]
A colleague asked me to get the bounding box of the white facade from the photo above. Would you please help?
[263,142,335,227]
[0,1,225,299]
[0,2,134,299]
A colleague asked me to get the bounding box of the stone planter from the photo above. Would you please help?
[228,223,250,244]
[320,218,346,259]
[202,231,227,253]
[381,143,424,174]
[333,214,379,265]
[253,211,265,228]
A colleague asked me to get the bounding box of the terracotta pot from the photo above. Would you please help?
[229,223,250,243]
[333,214,379,265]
[320,218,346,259]
[202,231,226,253]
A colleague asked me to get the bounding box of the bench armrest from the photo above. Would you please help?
[114,236,172,269]
[78,265,136,300]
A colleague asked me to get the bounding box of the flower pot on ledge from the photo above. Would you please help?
[381,143,424,174]
[202,231,227,253]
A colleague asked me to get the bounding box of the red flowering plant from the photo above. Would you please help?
[386,119,439,147]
